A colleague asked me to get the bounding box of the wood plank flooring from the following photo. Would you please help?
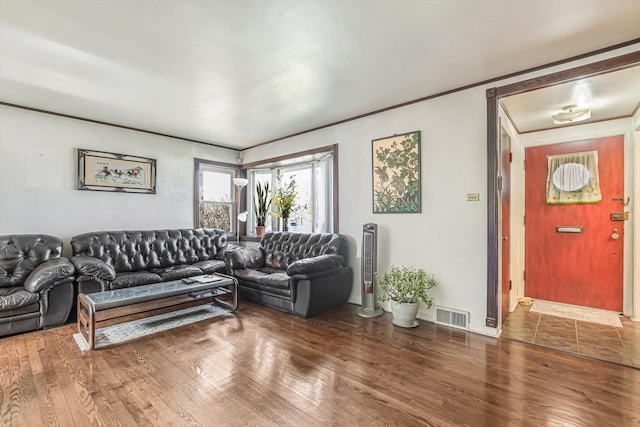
[2,301,640,426]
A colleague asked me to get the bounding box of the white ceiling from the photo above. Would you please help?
[501,65,640,133]
[1,0,640,150]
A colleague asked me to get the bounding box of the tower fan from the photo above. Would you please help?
[356,223,384,317]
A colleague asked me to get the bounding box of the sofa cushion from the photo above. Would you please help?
[0,234,63,288]
[192,259,227,274]
[236,271,292,299]
[152,265,203,281]
[260,232,349,270]
[110,271,162,290]
[71,255,117,281]
[0,302,39,319]
[286,254,345,276]
[236,269,290,290]
[225,246,264,270]
[24,258,75,293]
[264,251,293,270]
[0,287,39,311]
[71,229,227,273]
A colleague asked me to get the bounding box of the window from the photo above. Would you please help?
[194,160,236,232]
[195,145,337,239]
[246,148,335,234]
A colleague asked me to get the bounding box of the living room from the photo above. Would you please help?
[2,1,640,425]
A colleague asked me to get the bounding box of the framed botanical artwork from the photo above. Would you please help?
[372,131,421,213]
[77,149,156,194]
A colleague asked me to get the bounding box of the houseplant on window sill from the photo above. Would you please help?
[272,175,297,232]
[253,181,271,237]
[377,265,437,328]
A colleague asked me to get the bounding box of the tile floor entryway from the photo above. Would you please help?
[502,304,640,368]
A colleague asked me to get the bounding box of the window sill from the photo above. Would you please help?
[240,236,261,243]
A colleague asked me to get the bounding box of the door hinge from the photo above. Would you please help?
[523,270,526,281]
[498,176,503,191]
[509,152,513,163]
[523,215,525,225]
[523,159,526,170]
[509,280,512,290]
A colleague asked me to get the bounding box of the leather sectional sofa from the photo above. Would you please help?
[70,228,230,294]
[225,232,353,318]
[0,228,353,337]
[0,234,76,336]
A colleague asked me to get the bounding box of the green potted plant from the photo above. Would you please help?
[377,265,437,327]
[272,175,297,231]
[253,181,271,237]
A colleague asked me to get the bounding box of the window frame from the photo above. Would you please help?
[194,144,338,240]
[193,158,241,234]
[242,144,339,237]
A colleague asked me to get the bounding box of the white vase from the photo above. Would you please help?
[390,300,419,328]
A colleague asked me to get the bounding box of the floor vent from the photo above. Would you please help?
[435,306,469,330]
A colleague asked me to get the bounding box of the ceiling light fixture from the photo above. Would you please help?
[552,104,591,124]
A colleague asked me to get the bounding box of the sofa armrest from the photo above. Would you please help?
[225,246,265,270]
[24,257,76,293]
[71,255,116,281]
[286,254,345,276]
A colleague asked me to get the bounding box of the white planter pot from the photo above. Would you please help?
[390,300,419,328]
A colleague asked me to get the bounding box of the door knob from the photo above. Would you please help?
[612,228,620,240]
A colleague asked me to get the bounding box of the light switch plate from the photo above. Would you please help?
[466,193,480,202]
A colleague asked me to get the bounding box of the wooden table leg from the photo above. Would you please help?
[77,294,96,350]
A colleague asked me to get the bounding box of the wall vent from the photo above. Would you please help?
[435,306,469,330]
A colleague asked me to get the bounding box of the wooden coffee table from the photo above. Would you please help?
[77,273,238,350]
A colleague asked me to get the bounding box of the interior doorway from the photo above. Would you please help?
[485,50,640,330]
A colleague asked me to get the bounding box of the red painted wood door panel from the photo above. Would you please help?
[525,136,624,311]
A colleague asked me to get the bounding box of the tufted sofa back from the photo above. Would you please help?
[0,234,64,288]
[260,232,349,270]
[71,228,227,273]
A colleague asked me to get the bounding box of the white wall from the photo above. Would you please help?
[242,44,640,337]
[242,87,493,335]
[0,105,238,254]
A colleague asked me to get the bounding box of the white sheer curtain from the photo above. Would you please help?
[546,150,601,204]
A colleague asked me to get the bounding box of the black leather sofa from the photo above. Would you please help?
[0,234,75,336]
[225,232,353,318]
[70,228,229,294]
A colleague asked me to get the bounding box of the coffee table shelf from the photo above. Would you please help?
[77,273,238,350]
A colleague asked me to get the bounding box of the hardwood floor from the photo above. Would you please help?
[2,301,640,426]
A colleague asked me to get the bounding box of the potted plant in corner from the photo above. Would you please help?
[377,265,437,328]
[253,181,271,237]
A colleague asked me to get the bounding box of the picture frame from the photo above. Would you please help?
[372,130,421,213]
[77,149,156,194]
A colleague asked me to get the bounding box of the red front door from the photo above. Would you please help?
[525,136,624,311]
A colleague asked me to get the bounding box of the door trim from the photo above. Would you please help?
[486,50,640,328]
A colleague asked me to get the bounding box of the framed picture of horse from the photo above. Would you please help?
[77,149,156,194]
